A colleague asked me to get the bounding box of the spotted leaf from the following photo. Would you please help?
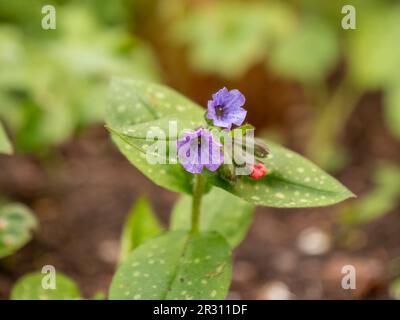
[207,141,355,208]
[109,231,232,300]
[106,77,205,194]
[0,204,38,259]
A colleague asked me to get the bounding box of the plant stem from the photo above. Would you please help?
[306,80,360,169]
[190,174,205,234]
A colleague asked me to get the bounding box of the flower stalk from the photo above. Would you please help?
[190,174,206,234]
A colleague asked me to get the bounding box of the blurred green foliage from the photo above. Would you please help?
[390,277,400,300]
[339,164,400,225]
[0,122,12,154]
[0,1,160,153]
[171,1,295,78]
[11,271,81,300]
[169,0,400,143]
[0,203,38,259]
[346,2,400,90]
[120,196,163,262]
[171,1,338,81]
[268,15,339,84]
[345,1,400,140]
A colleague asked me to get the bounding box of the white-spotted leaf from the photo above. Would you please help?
[207,141,355,208]
[109,231,232,300]
[0,204,38,259]
[106,78,204,129]
[120,196,163,262]
[11,272,81,300]
[171,187,254,248]
[106,77,205,194]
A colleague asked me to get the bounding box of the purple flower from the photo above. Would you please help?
[177,128,224,174]
[206,87,247,129]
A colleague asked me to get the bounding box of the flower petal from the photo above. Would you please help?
[225,107,247,126]
[224,89,246,110]
[177,128,223,173]
[207,88,247,128]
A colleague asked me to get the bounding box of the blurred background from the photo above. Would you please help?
[0,0,399,299]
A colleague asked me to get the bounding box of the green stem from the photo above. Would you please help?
[306,80,360,168]
[190,174,205,234]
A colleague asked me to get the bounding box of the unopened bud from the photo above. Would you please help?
[254,139,269,158]
[218,164,237,183]
[238,138,269,159]
[250,163,268,180]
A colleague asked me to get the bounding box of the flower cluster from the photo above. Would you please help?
[177,88,268,180]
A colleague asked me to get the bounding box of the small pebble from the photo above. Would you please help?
[258,281,293,300]
[297,227,331,256]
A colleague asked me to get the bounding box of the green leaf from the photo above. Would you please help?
[171,188,254,248]
[0,203,38,259]
[109,231,232,300]
[207,141,355,208]
[11,272,81,300]
[0,122,12,154]
[106,77,205,194]
[120,196,163,262]
[106,78,204,133]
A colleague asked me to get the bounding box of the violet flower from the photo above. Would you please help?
[206,87,247,129]
[177,128,223,174]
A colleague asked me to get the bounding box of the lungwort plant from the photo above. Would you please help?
[102,78,354,300]
[9,79,354,300]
